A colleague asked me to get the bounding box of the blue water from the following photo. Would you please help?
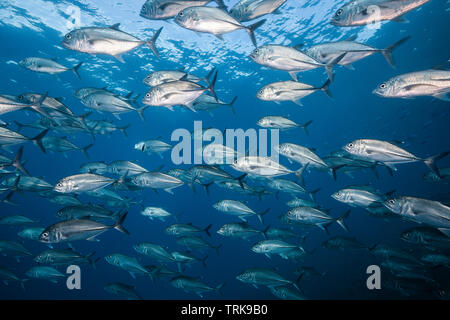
[0,0,449,299]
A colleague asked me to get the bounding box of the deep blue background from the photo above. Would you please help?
[0,0,449,299]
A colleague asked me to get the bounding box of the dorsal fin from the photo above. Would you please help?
[109,23,120,30]
[344,35,357,42]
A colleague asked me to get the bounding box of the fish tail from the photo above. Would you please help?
[228,96,237,115]
[1,191,16,206]
[30,129,49,153]
[146,27,163,58]
[324,52,346,82]
[29,91,49,118]
[81,143,93,159]
[320,78,332,99]
[381,36,410,67]
[261,224,270,239]
[20,278,29,291]
[300,120,313,135]
[11,146,29,176]
[215,282,225,295]
[235,173,247,189]
[119,124,130,137]
[202,255,208,267]
[214,244,222,256]
[257,208,270,225]
[424,151,450,177]
[204,224,212,237]
[207,70,218,101]
[336,209,351,232]
[136,106,148,121]
[330,164,345,181]
[308,188,321,202]
[294,163,309,186]
[214,0,227,10]
[245,19,266,47]
[202,67,216,84]
[72,62,83,79]
[113,212,130,235]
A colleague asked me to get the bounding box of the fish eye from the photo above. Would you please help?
[259,90,263,94]
[65,34,71,39]
[336,9,343,16]
[146,93,150,97]
[389,199,395,204]
[178,11,183,17]
[379,83,387,89]
[254,49,259,54]
[348,143,353,147]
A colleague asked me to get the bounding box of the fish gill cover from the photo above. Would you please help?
[0,0,449,300]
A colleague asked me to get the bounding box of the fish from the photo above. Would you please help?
[0,127,48,152]
[217,222,266,240]
[0,240,32,260]
[41,136,92,158]
[107,160,148,176]
[134,242,175,263]
[251,239,305,259]
[39,212,129,243]
[267,179,318,200]
[174,6,265,47]
[201,143,241,165]
[142,71,218,112]
[213,200,269,223]
[56,204,117,220]
[140,0,225,20]
[105,253,153,279]
[276,143,329,176]
[104,282,142,300]
[170,276,224,297]
[400,227,450,248]
[171,251,208,271]
[250,46,346,81]
[230,0,287,22]
[0,266,27,289]
[331,0,431,26]
[305,36,410,69]
[54,173,117,194]
[0,215,35,226]
[286,197,319,208]
[81,92,147,120]
[62,24,163,61]
[143,68,214,86]
[331,187,390,207]
[165,223,212,237]
[424,168,450,183]
[232,156,303,178]
[384,197,450,236]
[286,207,350,234]
[343,139,449,175]
[270,285,306,300]
[141,207,177,221]
[80,161,109,174]
[257,79,331,106]
[192,94,237,115]
[0,92,48,117]
[236,268,300,290]
[373,69,450,101]
[257,117,312,134]
[134,139,172,157]
[322,236,368,250]
[34,249,97,267]
[369,244,420,264]
[176,236,221,254]
[18,227,45,241]
[25,266,65,283]
[19,57,82,78]
[130,172,184,193]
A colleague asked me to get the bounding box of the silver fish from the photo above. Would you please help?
[19,57,82,78]
[62,24,163,62]
[230,0,286,22]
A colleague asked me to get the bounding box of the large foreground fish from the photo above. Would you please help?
[384,197,450,237]
[174,6,265,47]
[373,69,450,101]
[62,24,163,62]
[331,0,431,26]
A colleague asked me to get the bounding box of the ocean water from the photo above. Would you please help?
[0,0,449,300]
